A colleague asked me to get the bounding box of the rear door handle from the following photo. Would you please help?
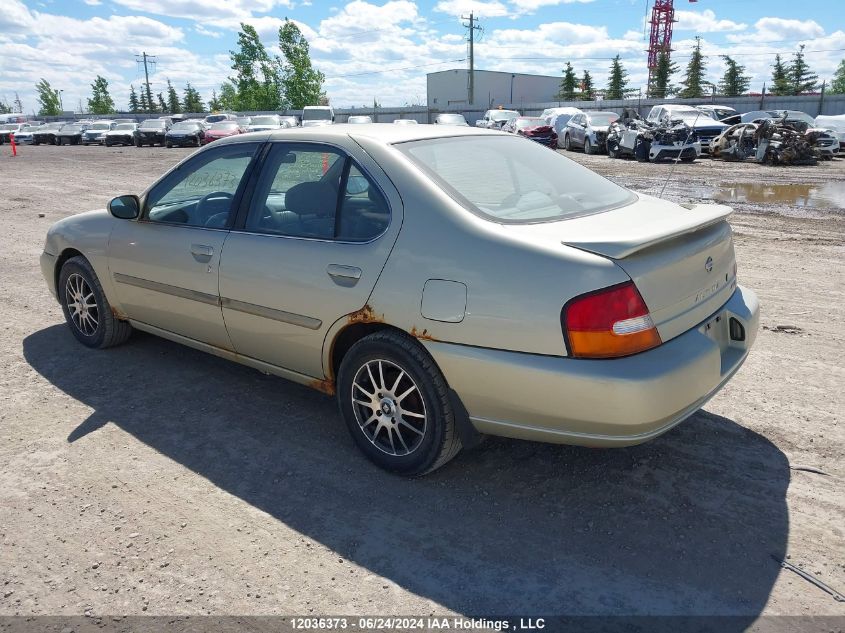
[327,264,362,286]
[190,244,214,261]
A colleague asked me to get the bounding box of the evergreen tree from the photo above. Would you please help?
[157,92,168,113]
[788,45,818,95]
[229,23,283,110]
[35,78,62,116]
[166,79,181,114]
[208,89,222,111]
[218,82,238,110]
[0,99,11,114]
[277,18,325,109]
[128,84,140,113]
[556,63,578,101]
[718,56,750,97]
[649,51,677,99]
[183,83,204,113]
[138,88,149,113]
[605,54,629,100]
[678,37,707,99]
[831,59,845,94]
[771,54,790,96]
[87,75,115,114]
[579,70,594,101]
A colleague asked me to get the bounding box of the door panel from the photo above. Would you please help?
[219,142,402,378]
[107,142,260,349]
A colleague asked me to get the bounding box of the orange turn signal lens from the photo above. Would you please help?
[563,282,662,359]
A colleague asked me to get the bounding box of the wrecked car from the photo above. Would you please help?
[607,108,700,162]
[754,118,820,166]
[646,104,728,153]
[39,124,758,475]
[815,114,845,149]
[710,123,758,161]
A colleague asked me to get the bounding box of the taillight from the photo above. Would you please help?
[562,281,662,359]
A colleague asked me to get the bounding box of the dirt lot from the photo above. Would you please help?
[0,143,843,623]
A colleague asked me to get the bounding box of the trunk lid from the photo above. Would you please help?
[505,194,737,343]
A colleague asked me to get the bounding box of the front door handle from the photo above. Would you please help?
[190,244,214,261]
[327,264,362,287]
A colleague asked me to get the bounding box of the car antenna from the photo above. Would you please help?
[658,108,702,199]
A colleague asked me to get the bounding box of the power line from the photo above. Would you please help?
[135,52,156,114]
[462,12,482,105]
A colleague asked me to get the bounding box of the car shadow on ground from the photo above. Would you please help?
[24,324,789,623]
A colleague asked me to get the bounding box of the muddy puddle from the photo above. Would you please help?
[712,181,845,211]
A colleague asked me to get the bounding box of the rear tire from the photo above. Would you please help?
[337,330,462,475]
[584,137,594,155]
[563,134,571,151]
[166,141,172,148]
[58,256,132,349]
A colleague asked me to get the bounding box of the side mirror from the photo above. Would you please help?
[109,195,140,220]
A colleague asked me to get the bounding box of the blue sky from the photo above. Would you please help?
[0,0,843,113]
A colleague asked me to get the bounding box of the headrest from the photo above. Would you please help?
[285,181,337,217]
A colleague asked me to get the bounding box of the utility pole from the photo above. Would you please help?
[136,51,156,114]
[461,12,481,105]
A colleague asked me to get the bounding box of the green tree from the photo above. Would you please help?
[579,70,594,100]
[138,88,149,113]
[678,37,707,99]
[788,45,818,95]
[183,83,204,112]
[87,75,115,114]
[277,18,325,109]
[218,82,238,110]
[718,56,750,97]
[0,99,11,114]
[771,54,790,96]
[556,62,578,100]
[128,84,140,113]
[208,89,222,111]
[157,92,168,113]
[649,51,677,98]
[229,23,283,111]
[35,78,62,116]
[166,79,181,114]
[605,55,629,100]
[830,59,845,94]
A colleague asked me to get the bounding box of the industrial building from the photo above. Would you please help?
[426,69,562,108]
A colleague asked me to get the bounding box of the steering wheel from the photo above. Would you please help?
[196,191,233,224]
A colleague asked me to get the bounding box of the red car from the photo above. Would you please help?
[202,121,245,144]
[502,116,558,148]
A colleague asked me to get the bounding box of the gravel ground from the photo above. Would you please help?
[0,143,843,622]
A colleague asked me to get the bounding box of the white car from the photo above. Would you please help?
[540,106,582,126]
[695,105,738,122]
[247,115,284,132]
[476,109,520,129]
[82,121,116,145]
[302,106,335,127]
[815,114,845,149]
[347,115,374,124]
[646,105,728,153]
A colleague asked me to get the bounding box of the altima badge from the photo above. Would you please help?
[705,256,714,273]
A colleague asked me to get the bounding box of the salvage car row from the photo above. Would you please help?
[479,105,844,166]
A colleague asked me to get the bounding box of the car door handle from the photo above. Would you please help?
[190,244,214,261]
[327,264,362,286]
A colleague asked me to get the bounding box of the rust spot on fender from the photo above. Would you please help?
[347,304,383,324]
[409,326,436,341]
[111,306,129,321]
[309,378,336,396]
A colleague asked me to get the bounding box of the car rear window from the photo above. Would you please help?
[398,135,635,224]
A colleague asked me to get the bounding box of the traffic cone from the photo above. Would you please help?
[10,133,16,157]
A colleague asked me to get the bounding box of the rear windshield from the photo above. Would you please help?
[303,108,332,121]
[398,136,635,224]
[211,122,239,130]
[205,115,229,124]
[171,122,201,130]
[114,123,136,130]
[91,123,111,130]
[490,110,519,121]
[514,118,544,128]
[437,114,467,124]
[587,113,619,126]
[140,120,165,129]
[61,125,82,132]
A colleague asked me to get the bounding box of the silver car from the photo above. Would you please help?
[562,111,620,154]
[40,125,759,474]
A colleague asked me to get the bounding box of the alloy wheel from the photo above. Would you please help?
[65,273,99,336]
[351,359,427,457]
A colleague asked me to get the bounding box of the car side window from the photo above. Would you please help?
[145,143,258,229]
[245,144,389,242]
[245,144,344,239]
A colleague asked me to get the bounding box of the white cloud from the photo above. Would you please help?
[675,9,746,33]
[110,0,292,22]
[509,0,595,14]
[433,0,510,18]
[83,0,103,5]
[726,17,824,43]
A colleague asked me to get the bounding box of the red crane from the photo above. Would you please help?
[646,0,697,90]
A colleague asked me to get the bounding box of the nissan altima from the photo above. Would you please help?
[40,125,759,475]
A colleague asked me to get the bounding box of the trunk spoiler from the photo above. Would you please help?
[562,203,732,260]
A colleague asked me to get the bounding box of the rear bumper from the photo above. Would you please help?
[425,285,759,446]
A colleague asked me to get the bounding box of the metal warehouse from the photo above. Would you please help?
[427,69,562,108]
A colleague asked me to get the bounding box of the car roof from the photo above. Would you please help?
[216,122,502,147]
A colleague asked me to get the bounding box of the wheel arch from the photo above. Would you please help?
[54,248,86,295]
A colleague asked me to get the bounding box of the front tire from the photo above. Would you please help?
[584,137,594,155]
[58,256,132,349]
[563,134,571,150]
[337,331,462,475]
